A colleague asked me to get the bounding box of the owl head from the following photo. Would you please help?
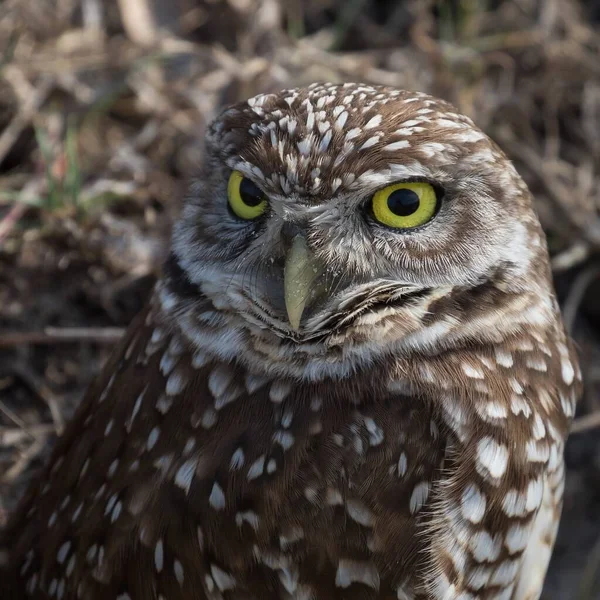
[168,83,556,378]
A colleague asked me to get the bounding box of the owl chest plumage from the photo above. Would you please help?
[7,301,449,600]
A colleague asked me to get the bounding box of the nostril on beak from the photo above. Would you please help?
[280,222,304,252]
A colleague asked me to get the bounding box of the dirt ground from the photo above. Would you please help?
[1,0,600,597]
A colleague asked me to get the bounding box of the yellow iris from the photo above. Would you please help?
[227,170,267,220]
[372,182,438,229]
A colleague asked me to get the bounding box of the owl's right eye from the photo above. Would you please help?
[371,181,439,229]
[227,170,268,220]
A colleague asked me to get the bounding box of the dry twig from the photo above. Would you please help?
[0,327,125,348]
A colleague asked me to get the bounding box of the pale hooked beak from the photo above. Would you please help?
[283,235,323,330]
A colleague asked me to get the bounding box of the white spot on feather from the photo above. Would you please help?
[146,426,160,451]
[235,511,260,530]
[505,523,530,554]
[269,381,291,403]
[346,499,375,527]
[461,484,486,524]
[273,430,295,450]
[174,459,197,495]
[57,541,71,564]
[490,559,520,586]
[297,138,312,156]
[245,373,269,394]
[166,370,188,396]
[364,417,384,445]
[470,530,502,563]
[279,567,299,594]
[525,477,544,511]
[334,111,349,130]
[476,437,508,479]
[502,489,527,517]
[359,135,380,150]
[397,453,408,477]
[319,130,332,152]
[409,481,430,514]
[561,358,574,385]
[335,559,380,590]
[230,448,245,470]
[126,386,146,433]
[210,564,236,591]
[383,140,410,151]
[365,115,382,129]
[247,455,266,480]
[155,540,164,572]
[462,363,485,379]
[209,482,226,510]
[345,127,361,141]
[174,560,184,586]
[495,349,514,368]
[525,356,547,372]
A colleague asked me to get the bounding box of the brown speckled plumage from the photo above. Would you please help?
[2,83,581,600]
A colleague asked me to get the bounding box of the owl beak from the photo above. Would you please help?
[284,234,322,330]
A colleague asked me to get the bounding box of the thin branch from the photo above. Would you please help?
[2,364,65,434]
[0,202,27,244]
[0,424,55,447]
[0,73,54,166]
[571,411,600,435]
[0,327,125,347]
[0,400,32,434]
[552,242,590,273]
[2,437,46,483]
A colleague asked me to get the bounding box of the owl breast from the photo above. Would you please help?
[176,377,445,599]
[175,396,440,598]
[10,305,445,600]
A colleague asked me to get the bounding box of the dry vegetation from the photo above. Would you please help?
[1,0,600,597]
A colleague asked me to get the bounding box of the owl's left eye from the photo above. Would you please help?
[371,182,439,229]
[227,170,268,220]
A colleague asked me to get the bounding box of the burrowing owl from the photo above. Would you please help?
[2,83,581,600]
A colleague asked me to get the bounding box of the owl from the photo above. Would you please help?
[2,83,581,600]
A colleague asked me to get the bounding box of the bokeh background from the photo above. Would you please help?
[1,0,600,597]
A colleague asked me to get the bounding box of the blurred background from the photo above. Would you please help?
[0,0,599,597]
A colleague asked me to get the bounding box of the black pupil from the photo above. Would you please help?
[239,178,264,207]
[387,188,420,216]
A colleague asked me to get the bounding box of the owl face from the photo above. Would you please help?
[172,83,552,365]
